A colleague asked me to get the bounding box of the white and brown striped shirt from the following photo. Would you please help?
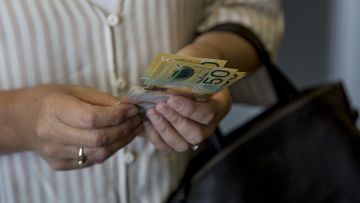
[0,0,283,202]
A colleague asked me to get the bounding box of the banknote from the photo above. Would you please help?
[142,57,246,96]
[123,86,170,114]
[142,53,227,87]
[144,53,227,71]
[123,53,248,110]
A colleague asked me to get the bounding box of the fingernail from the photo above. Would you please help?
[156,103,169,116]
[167,99,182,111]
[147,110,161,124]
[114,100,122,106]
[126,106,139,117]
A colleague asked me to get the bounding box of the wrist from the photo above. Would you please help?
[0,85,57,153]
[187,32,260,71]
[0,89,30,153]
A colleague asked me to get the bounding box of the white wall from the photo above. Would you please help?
[329,0,360,127]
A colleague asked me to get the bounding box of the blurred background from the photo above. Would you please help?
[221,0,360,134]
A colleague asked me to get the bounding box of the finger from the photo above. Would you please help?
[41,157,76,171]
[41,125,143,171]
[166,96,215,125]
[67,85,120,106]
[143,121,172,151]
[155,102,204,145]
[91,124,143,164]
[42,125,143,167]
[44,157,95,171]
[49,115,142,148]
[39,151,90,171]
[146,108,189,152]
[54,93,139,128]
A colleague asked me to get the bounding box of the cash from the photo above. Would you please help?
[123,53,247,110]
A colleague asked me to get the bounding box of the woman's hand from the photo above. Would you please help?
[142,34,242,151]
[1,85,142,170]
[144,89,231,152]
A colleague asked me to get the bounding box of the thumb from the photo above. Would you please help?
[68,86,120,106]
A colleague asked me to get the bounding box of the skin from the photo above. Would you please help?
[144,32,260,152]
[0,32,260,169]
[0,85,143,170]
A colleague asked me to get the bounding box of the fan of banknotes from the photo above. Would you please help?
[123,53,247,111]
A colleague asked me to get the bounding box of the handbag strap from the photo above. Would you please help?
[208,23,299,105]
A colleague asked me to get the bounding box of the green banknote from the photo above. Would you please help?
[141,53,246,97]
[124,53,247,109]
[147,53,227,68]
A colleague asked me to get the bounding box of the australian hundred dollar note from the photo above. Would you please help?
[123,53,247,112]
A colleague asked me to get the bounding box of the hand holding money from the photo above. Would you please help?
[123,53,247,110]
[122,52,247,151]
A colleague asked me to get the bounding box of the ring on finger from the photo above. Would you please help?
[77,147,87,165]
[191,144,199,151]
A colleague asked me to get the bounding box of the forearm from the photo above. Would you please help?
[178,31,261,71]
[0,89,29,154]
[0,85,54,154]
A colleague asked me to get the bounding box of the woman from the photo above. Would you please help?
[0,0,283,202]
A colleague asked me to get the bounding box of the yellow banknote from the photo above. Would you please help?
[142,54,246,95]
[124,53,248,110]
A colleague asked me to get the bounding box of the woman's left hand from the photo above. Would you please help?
[142,36,245,151]
[144,89,231,152]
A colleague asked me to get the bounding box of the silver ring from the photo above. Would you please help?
[191,145,199,151]
[77,147,87,165]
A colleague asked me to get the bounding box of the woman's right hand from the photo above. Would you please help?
[0,85,142,170]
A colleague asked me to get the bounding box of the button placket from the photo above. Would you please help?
[123,150,136,165]
[114,77,127,90]
[107,14,121,26]
[88,1,130,202]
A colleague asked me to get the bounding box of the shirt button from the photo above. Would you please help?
[114,77,127,90]
[124,151,135,164]
[107,14,120,26]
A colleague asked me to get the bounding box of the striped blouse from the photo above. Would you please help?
[0,0,283,202]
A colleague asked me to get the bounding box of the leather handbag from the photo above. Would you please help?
[167,26,360,203]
